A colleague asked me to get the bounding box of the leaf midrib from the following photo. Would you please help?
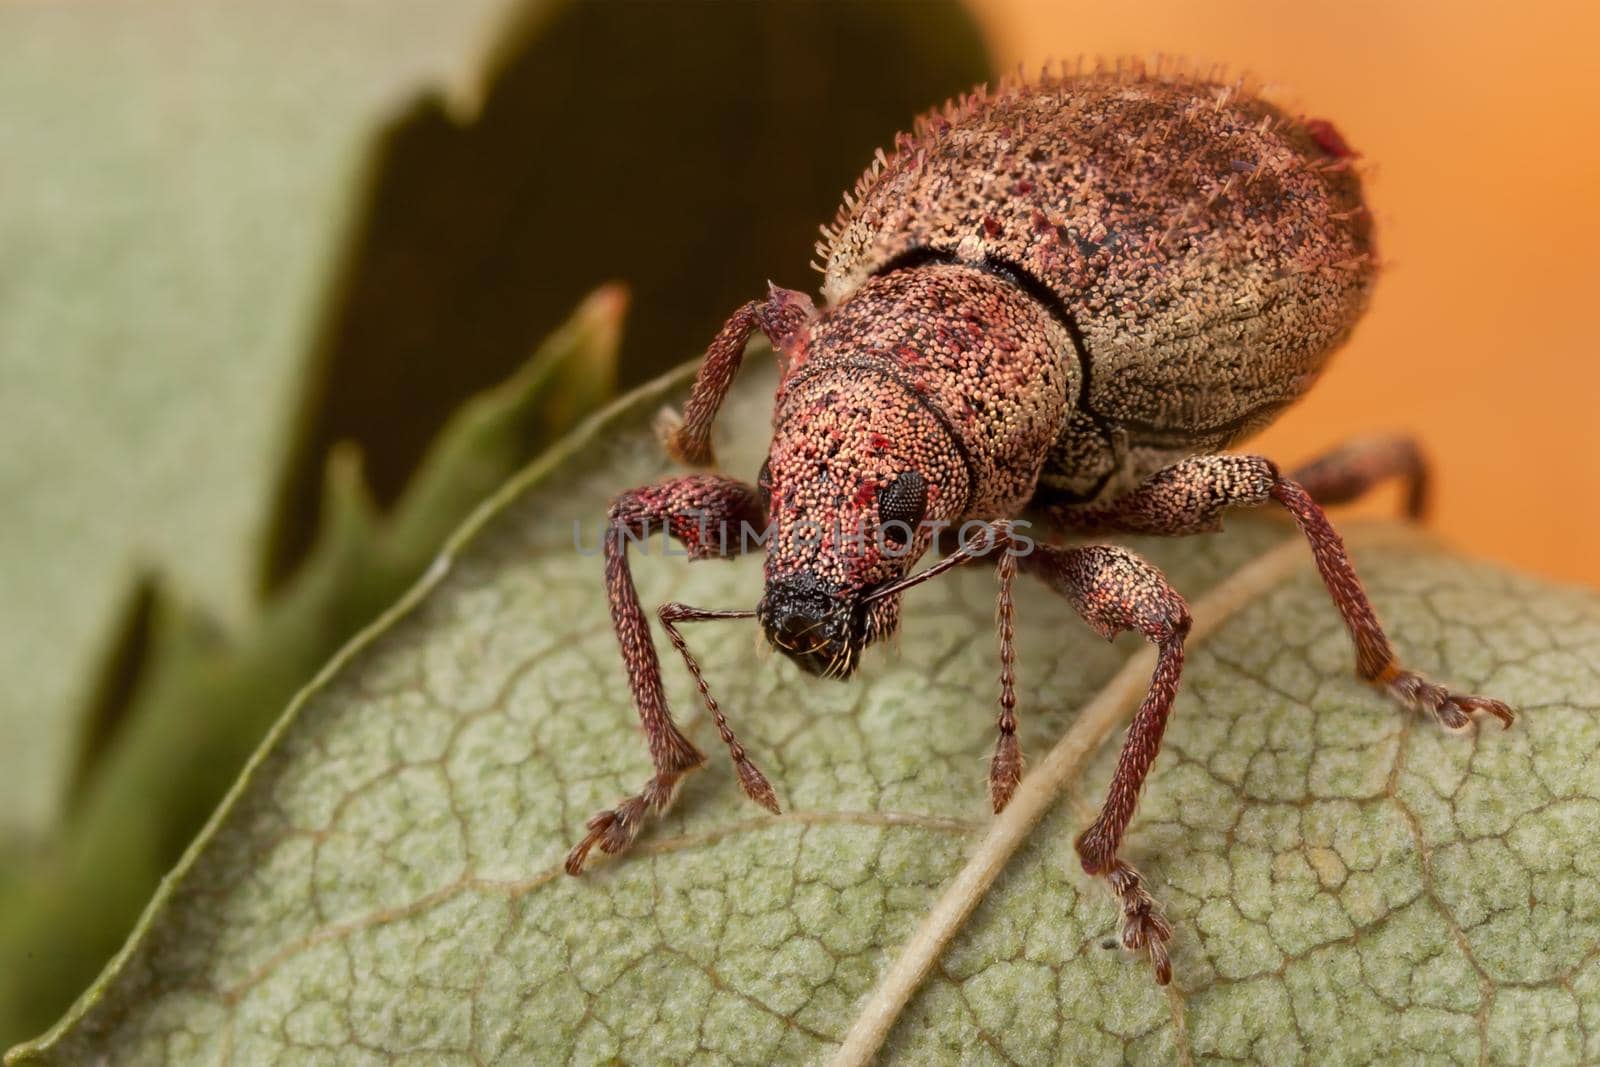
[829,522,1436,1067]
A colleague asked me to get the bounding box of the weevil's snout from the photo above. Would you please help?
[758,573,872,679]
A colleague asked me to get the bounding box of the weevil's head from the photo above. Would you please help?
[756,370,970,679]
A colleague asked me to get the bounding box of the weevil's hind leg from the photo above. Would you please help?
[565,474,766,876]
[1021,542,1191,984]
[1289,434,1431,519]
[1056,454,1514,733]
[662,287,816,467]
[1272,478,1513,731]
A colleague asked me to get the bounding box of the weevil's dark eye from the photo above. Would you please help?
[878,470,928,546]
[756,457,773,508]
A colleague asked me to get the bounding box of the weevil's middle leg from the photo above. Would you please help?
[1055,453,1514,732]
[565,474,765,876]
[871,528,1188,982]
[1023,542,1191,985]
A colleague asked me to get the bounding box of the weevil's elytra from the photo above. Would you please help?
[564,61,1515,988]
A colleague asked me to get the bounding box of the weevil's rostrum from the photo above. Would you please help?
[564,63,1515,988]
[758,262,1072,676]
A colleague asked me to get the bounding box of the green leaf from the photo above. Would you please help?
[0,0,522,849]
[0,289,620,1050]
[11,361,1599,1065]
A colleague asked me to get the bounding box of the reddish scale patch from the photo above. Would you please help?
[761,262,1070,600]
[786,338,811,372]
[1305,118,1359,160]
[983,215,1003,238]
[844,554,878,586]
[1013,178,1034,195]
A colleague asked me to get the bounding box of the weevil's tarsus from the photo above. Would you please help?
[1385,670,1515,731]
[656,602,781,813]
[651,405,685,454]
[1107,860,1175,986]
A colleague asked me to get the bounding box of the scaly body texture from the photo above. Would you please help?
[563,63,1513,990]
[819,64,1376,504]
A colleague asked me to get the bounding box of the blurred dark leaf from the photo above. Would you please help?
[263,0,990,588]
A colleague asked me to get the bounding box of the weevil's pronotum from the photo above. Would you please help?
[562,61,1515,985]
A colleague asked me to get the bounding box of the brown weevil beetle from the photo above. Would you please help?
[563,61,1515,986]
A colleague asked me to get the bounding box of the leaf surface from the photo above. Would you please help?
[0,290,619,1048]
[13,363,1600,1066]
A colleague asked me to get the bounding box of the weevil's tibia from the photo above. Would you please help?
[564,474,766,876]
[1055,452,1516,732]
[664,287,817,468]
[656,602,781,814]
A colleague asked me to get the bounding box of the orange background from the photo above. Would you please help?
[972,0,1600,588]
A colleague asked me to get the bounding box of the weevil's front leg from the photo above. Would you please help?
[1023,543,1190,985]
[564,474,765,876]
[1289,433,1430,518]
[656,602,779,814]
[1059,454,1514,732]
[663,286,816,467]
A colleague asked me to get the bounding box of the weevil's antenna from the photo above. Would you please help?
[655,603,780,814]
[864,521,1014,603]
